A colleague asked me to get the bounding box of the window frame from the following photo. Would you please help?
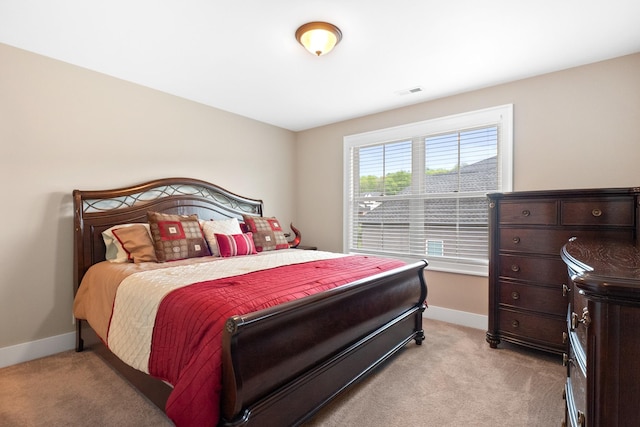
[343,104,513,276]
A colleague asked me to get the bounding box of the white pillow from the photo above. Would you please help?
[202,218,243,256]
[102,223,152,263]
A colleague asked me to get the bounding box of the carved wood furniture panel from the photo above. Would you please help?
[561,238,640,427]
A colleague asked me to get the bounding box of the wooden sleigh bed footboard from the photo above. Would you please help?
[72,177,428,426]
[221,260,427,426]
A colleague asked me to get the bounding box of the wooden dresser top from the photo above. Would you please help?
[562,237,640,301]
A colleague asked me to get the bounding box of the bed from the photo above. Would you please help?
[72,177,428,427]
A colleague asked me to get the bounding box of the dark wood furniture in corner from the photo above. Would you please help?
[487,188,640,355]
[561,238,640,427]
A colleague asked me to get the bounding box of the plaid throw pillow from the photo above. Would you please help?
[147,211,211,262]
[242,215,290,252]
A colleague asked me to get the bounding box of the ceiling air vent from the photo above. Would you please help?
[396,86,424,96]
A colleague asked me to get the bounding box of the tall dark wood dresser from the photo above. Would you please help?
[561,238,640,427]
[486,188,640,355]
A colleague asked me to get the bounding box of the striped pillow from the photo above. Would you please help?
[215,232,257,257]
[202,218,243,257]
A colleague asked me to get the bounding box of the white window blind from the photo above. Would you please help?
[343,105,513,276]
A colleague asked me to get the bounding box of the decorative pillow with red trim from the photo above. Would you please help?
[242,215,289,252]
[147,211,211,262]
[214,233,257,257]
[112,225,157,263]
[102,223,154,263]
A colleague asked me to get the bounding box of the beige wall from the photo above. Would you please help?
[2,40,639,354]
[295,52,640,316]
[0,43,296,349]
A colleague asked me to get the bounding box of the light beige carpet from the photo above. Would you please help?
[0,320,565,426]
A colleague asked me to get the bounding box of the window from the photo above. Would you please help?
[343,105,513,276]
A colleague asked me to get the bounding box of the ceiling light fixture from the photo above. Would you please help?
[295,21,342,57]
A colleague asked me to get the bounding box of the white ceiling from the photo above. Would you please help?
[1,0,639,131]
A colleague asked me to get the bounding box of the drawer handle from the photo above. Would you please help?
[591,208,602,217]
[511,291,520,300]
[521,209,531,217]
[570,313,578,330]
[571,308,591,330]
[562,331,568,343]
[511,320,519,328]
[512,236,520,244]
[577,410,585,427]
[563,352,578,368]
[562,283,570,296]
[511,264,520,272]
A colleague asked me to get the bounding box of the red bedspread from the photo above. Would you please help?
[148,255,405,426]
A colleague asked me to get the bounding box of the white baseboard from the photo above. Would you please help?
[423,305,488,331]
[0,306,485,369]
[0,332,76,369]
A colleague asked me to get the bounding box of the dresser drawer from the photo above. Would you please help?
[498,308,565,348]
[566,342,587,427]
[499,228,633,255]
[499,281,567,315]
[565,375,587,427]
[561,198,635,226]
[569,291,589,354]
[498,200,557,225]
[498,254,567,284]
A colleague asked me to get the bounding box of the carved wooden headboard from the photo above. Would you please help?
[72,177,263,293]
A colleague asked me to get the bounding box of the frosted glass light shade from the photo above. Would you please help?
[295,22,342,56]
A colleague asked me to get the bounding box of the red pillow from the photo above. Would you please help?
[215,233,257,257]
